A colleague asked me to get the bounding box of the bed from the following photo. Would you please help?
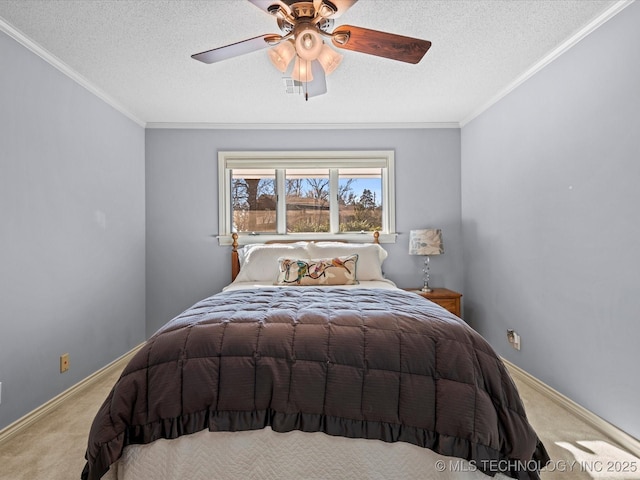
[82,234,550,480]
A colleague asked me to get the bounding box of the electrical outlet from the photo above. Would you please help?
[507,329,521,351]
[60,353,70,373]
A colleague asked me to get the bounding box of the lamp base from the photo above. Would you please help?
[420,255,432,293]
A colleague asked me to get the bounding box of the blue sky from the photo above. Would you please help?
[343,178,382,205]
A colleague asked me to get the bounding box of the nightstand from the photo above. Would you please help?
[405,288,462,317]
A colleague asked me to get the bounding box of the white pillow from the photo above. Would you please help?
[306,242,387,281]
[235,243,310,282]
[238,242,310,266]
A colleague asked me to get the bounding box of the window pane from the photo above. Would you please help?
[231,169,276,233]
[219,151,395,242]
[286,169,330,233]
[338,168,383,232]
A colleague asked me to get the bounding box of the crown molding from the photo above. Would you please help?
[460,0,635,127]
[145,122,460,130]
[5,0,631,132]
[0,17,458,131]
[0,17,145,128]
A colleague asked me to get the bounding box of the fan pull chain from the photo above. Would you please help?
[304,58,309,101]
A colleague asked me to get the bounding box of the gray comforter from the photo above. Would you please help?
[82,287,549,480]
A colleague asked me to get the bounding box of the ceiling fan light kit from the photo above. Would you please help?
[294,23,324,61]
[191,0,432,99]
[317,44,343,75]
[292,56,314,82]
[268,39,296,72]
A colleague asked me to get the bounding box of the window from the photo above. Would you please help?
[285,168,331,233]
[218,151,396,245]
[231,168,277,233]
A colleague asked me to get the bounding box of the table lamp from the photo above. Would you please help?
[409,229,444,292]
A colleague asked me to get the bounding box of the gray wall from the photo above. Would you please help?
[0,31,146,430]
[4,0,637,444]
[461,1,640,439]
[145,128,462,335]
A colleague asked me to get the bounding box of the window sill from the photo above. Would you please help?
[216,232,398,246]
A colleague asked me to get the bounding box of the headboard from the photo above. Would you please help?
[231,231,380,283]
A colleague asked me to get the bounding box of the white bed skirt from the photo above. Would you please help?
[103,427,510,480]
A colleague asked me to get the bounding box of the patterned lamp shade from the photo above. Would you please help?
[409,229,444,256]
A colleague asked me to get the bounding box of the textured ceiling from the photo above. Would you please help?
[0,0,625,126]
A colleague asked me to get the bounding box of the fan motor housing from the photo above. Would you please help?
[289,1,315,18]
[275,2,334,35]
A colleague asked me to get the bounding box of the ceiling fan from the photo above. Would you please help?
[191,0,432,100]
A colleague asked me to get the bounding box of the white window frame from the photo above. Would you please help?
[218,150,397,245]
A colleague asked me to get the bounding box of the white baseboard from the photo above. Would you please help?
[503,358,640,458]
[0,343,144,446]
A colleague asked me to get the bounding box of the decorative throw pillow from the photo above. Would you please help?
[276,254,359,286]
[306,242,387,281]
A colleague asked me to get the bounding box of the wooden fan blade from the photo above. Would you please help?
[306,60,328,98]
[191,35,279,64]
[313,0,359,18]
[331,25,431,64]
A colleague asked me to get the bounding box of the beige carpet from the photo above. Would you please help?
[0,362,638,480]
